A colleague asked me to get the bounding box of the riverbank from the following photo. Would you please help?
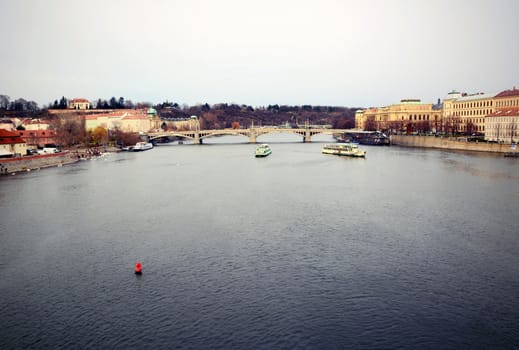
[390,135,517,154]
[0,151,80,175]
[0,146,122,175]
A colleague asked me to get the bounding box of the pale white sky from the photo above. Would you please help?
[1,0,518,108]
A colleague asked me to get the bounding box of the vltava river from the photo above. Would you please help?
[1,134,518,349]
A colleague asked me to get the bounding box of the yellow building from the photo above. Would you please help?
[84,109,155,133]
[494,87,519,108]
[355,99,442,133]
[443,91,495,134]
[85,112,128,131]
[354,110,366,130]
[121,114,154,133]
[355,87,519,137]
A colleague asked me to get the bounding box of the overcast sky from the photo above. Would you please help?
[1,0,518,108]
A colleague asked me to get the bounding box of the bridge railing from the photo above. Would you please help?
[148,127,355,143]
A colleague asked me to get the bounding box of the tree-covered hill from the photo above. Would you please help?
[157,102,359,129]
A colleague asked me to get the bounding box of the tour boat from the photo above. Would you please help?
[322,143,366,158]
[131,142,154,152]
[255,144,272,157]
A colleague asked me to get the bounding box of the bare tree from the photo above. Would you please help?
[0,95,10,109]
[50,115,87,147]
[466,121,476,136]
[365,116,377,131]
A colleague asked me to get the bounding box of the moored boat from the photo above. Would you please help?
[255,144,272,157]
[131,142,154,152]
[322,143,366,158]
[337,131,390,145]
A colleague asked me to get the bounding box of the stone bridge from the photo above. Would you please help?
[148,127,355,144]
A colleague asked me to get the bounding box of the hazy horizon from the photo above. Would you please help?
[1,0,518,108]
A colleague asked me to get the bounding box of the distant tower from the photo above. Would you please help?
[190,115,200,131]
[147,107,160,130]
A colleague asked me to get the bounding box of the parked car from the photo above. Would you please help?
[38,147,60,154]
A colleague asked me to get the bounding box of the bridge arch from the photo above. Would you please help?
[149,132,195,141]
[147,127,356,143]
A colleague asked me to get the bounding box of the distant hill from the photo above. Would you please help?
[157,103,359,129]
[1,100,361,130]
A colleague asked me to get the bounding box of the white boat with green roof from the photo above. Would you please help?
[255,144,272,157]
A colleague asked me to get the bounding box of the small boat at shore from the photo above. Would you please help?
[322,143,366,158]
[255,144,272,157]
[131,142,153,152]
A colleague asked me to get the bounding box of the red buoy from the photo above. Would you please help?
[135,262,142,275]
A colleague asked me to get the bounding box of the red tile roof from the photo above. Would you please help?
[488,107,519,117]
[494,88,519,98]
[0,128,26,144]
[70,98,90,103]
[18,130,56,138]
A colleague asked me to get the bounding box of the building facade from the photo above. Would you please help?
[484,89,519,143]
[0,119,16,131]
[494,88,519,109]
[354,110,366,130]
[0,129,27,157]
[355,99,442,133]
[17,129,57,148]
[443,91,495,134]
[355,87,518,141]
[84,109,158,133]
[69,98,90,110]
[484,108,519,143]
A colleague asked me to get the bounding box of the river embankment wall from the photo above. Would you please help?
[390,135,513,154]
[0,152,80,175]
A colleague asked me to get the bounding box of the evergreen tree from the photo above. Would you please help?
[109,97,117,109]
[59,96,68,109]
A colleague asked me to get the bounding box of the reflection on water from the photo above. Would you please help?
[441,155,519,180]
[1,137,518,349]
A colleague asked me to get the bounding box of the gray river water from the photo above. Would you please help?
[1,134,518,349]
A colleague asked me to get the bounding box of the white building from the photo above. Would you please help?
[484,108,519,143]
